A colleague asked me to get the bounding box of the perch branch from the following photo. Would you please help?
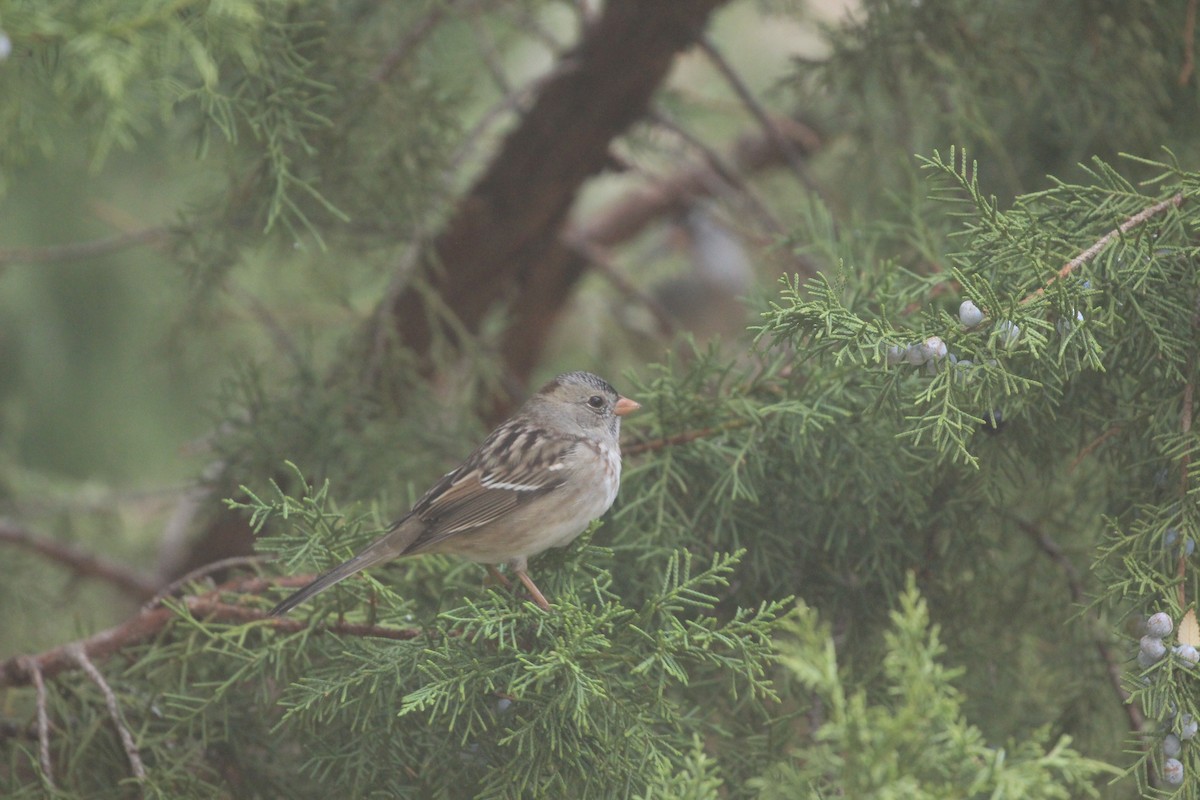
[0,577,421,689]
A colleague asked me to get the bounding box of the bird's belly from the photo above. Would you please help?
[444,475,618,564]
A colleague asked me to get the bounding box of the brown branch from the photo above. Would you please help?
[371,0,493,83]
[1181,0,1197,86]
[1020,193,1185,305]
[144,555,267,609]
[21,656,55,790]
[1017,519,1146,738]
[387,0,730,369]
[697,36,825,203]
[1068,425,1122,473]
[496,120,821,396]
[579,119,821,252]
[0,226,172,268]
[566,235,677,338]
[645,108,791,242]
[0,578,421,689]
[70,644,147,784]
[0,520,158,600]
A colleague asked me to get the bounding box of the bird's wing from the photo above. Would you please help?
[404,427,577,552]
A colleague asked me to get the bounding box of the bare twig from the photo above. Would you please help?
[20,656,55,790]
[468,12,514,94]
[0,226,172,268]
[0,577,421,689]
[69,643,147,783]
[646,107,795,248]
[565,235,677,338]
[144,555,267,610]
[1017,519,1146,738]
[1021,193,1186,304]
[1068,425,1122,473]
[372,0,490,83]
[575,120,821,251]
[697,36,825,203]
[0,520,157,600]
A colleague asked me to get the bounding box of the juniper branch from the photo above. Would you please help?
[1020,192,1185,304]
[0,577,421,689]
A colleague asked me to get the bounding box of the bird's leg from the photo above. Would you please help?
[514,569,551,612]
[485,564,511,588]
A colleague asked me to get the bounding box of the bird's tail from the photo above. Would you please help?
[269,545,394,617]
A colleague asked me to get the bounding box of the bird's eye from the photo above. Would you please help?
[587,395,605,409]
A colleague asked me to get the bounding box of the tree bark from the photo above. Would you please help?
[389,0,730,370]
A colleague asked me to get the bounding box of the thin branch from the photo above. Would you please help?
[20,656,55,790]
[564,235,677,338]
[1069,425,1122,473]
[696,36,825,204]
[1021,192,1185,304]
[0,520,158,600]
[371,0,491,83]
[0,226,172,268]
[69,644,147,783]
[645,107,797,251]
[0,577,421,688]
[144,555,267,610]
[1017,519,1146,738]
[575,120,821,250]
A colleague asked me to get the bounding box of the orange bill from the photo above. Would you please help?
[614,396,641,416]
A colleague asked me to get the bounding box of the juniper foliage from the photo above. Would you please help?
[4,0,1200,798]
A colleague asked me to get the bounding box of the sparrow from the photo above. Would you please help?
[269,371,640,615]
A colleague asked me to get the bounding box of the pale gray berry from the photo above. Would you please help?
[959,300,984,328]
[1164,733,1182,758]
[1164,757,1184,786]
[1141,635,1167,662]
[1138,650,1158,668]
[1181,715,1198,740]
[906,344,928,366]
[886,345,907,366]
[1165,528,1181,549]
[1148,612,1174,638]
[1173,644,1199,668]
[922,336,947,361]
[1056,310,1084,337]
[997,320,1020,347]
